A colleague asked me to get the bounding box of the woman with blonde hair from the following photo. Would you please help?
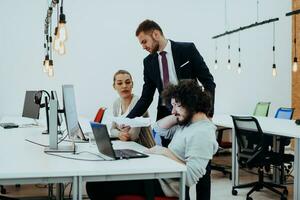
[110,70,155,147]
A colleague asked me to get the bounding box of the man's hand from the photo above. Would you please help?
[145,145,185,164]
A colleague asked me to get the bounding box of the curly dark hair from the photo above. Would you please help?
[162,79,212,116]
[135,19,164,36]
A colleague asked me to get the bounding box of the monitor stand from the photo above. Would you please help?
[44,99,75,153]
[42,129,63,135]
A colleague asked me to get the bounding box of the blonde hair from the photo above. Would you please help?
[113,70,133,86]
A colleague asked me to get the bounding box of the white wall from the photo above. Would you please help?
[0,0,291,121]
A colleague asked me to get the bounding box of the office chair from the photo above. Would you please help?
[94,107,106,123]
[231,116,288,200]
[0,186,5,194]
[274,107,295,183]
[211,102,271,179]
[211,127,232,179]
[253,102,271,117]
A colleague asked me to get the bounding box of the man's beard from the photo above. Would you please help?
[176,110,193,126]
[150,37,160,54]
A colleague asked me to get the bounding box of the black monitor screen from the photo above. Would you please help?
[62,85,84,139]
[22,91,41,119]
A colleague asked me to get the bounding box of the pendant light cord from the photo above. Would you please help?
[273,22,276,65]
[294,16,297,58]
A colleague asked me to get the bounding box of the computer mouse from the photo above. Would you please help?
[295,119,300,125]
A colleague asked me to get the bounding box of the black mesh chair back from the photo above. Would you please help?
[231,116,268,168]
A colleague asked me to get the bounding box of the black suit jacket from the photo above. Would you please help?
[127,40,216,119]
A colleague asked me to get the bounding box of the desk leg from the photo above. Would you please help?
[72,176,78,200]
[55,183,63,200]
[179,172,185,200]
[294,138,300,200]
[232,127,239,187]
[78,176,82,200]
[272,136,281,184]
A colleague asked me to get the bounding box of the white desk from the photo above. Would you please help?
[0,124,79,200]
[75,141,186,200]
[213,114,300,200]
[0,117,186,199]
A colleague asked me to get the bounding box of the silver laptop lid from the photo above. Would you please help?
[90,122,116,159]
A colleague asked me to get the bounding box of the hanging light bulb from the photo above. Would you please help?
[237,63,241,74]
[214,60,218,70]
[43,55,50,72]
[214,40,218,70]
[293,57,298,72]
[227,43,231,70]
[227,59,231,70]
[272,64,277,77]
[58,13,67,42]
[53,27,60,52]
[238,30,242,74]
[293,16,298,72]
[272,22,277,77]
[58,41,66,55]
[48,60,54,77]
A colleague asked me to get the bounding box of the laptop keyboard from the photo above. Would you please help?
[114,149,138,158]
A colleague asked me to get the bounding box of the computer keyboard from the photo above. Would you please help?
[0,123,19,129]
[114,149,139,157]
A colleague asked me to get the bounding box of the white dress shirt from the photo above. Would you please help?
[158,40,178,86]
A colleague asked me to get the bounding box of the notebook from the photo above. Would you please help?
[90,122,149,160]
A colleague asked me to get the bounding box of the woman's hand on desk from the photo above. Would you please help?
[117,126,131,141]
[118,132,131,141]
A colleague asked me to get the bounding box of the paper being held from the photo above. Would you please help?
[110,116,151,127]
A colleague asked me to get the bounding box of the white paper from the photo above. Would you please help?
[110,116,151,127]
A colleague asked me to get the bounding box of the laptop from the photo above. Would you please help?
[90,122,149,160]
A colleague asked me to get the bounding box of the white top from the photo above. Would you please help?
[158,40,178,85]
[110,95,149,140]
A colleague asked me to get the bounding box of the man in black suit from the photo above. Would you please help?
[127,19,216,147]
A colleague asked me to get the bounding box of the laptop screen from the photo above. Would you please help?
[90,122,115,159]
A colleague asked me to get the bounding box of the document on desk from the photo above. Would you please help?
[110,117,151,127]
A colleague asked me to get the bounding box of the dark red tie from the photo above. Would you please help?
[159,51,169,87]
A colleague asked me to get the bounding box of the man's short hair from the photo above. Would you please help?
[135,19,164,36]
[162,79,212,116]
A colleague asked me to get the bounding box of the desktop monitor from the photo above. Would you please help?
[22,91,41,119]
[51,90,63,127]
[62,85,85,140]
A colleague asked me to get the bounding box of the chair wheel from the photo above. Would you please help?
[229,174,232,180]
[232,189,238,195]
[247,196,253,200]
[255,185,262,191]
[283,189,288,195]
